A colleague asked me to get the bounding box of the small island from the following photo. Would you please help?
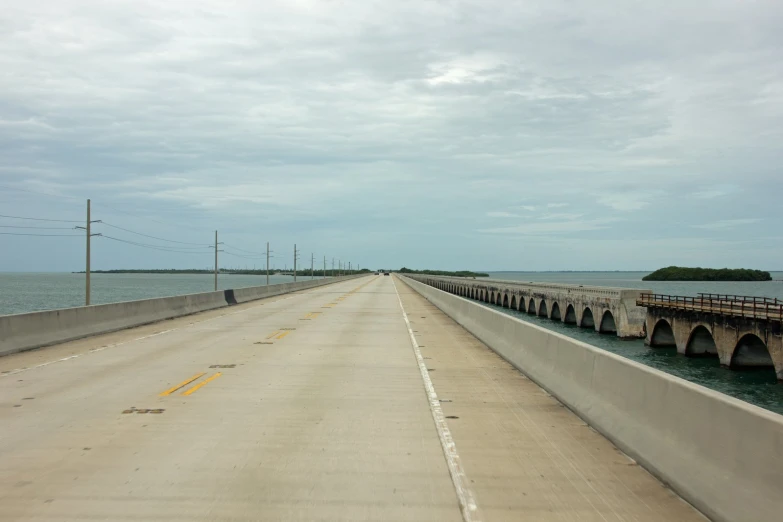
[642,266,772,282]
[397,267,489,278]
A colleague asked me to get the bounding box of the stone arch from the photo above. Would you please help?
[503,294,509,308]
[510,295,517,310]
[580,307,595,328]
[517,296,526,312]
[550,302,561,321]
[564,304,577,324]
[599,310,617,334]
[484,290,490,303]
[538,299,548,317]
[685,325,718,357]
[650,319,675,347]
[731,334,774,369]
[527,298,536,314]
[471,288,475,299]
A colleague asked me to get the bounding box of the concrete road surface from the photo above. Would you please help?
[0,275,704,521]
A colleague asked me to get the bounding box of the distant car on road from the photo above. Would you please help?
[374,272,379,275]
[383,271,390,276]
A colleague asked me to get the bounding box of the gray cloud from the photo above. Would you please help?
[1,0,782,271]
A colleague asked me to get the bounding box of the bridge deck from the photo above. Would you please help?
[1,276,703,521]
[638,293,783,322]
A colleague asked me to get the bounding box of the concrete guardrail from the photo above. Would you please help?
[0,275,366,357]
[398,274,783,522]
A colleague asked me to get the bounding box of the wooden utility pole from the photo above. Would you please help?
[266,242,270,286]
[76,199,101,306]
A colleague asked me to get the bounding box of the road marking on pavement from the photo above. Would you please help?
[275,331,291,340]
[1,279,365,377]
[182,372,222,396]
[391,276,481,522]
[266,331,280,339]
[1,329,175,378]
[159,372,207,396]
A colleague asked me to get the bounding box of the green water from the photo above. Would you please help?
[480,272,783,416]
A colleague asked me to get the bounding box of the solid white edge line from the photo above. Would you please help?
[391,276,481,522]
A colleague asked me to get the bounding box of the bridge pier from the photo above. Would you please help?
[418,276,648,338]
[645,306,783,381]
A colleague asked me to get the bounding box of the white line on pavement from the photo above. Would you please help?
[391,276,481,522]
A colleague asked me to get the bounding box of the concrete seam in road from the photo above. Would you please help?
[391,276,481,522]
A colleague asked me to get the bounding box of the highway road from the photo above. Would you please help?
[0,275,704,521]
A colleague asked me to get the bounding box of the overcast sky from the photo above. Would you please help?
[1,0,781,272]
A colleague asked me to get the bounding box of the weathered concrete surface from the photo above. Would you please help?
[408,274,649,338]
[394,279,705,522]
[0,275,364,358]
[398,274,783,522]
[645,308,783,380]
[1,274,714,521]
[0,275,461,521]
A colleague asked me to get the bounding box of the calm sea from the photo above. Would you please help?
[0,272,324,316]
[2,271,782,415]
[486,271,783,415]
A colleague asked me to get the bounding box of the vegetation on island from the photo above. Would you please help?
[397,267,489,278]
[642,266,772,282]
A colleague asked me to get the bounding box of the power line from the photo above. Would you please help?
[224,250,266,260]
[0,225,75,230]
[223,243,265,255]
[0,232,82,237]
[92,201,206,233]
[99,222,207,246]
[100,235,213,254]
[0,213,81,223]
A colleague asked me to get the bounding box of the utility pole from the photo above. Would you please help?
[266,242,270,286]
[311,253,314,280]
[323,256,326,279]
[210,231,223,291]
[293,244,298,283]
[75,199,102,306]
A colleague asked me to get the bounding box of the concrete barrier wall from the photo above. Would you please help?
[398,275,783,522]
[0,275,365,357]
[408,274,649,338]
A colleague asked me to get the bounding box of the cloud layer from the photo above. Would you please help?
[1,0,781,271]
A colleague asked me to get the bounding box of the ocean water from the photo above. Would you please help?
[0,272,325,316]
[482,271,783,415]
[2,270,781,415]
[486,271,783,300]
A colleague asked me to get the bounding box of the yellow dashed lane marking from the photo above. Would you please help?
[182,372,222,396]
[159,372,206,397]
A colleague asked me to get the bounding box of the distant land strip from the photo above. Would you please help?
[397,268,489,278]
[73,269,372,275]
[642,266,772,282]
